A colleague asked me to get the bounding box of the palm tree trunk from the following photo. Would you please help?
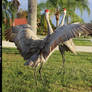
[55,8,60,27]
[28,0,37,34]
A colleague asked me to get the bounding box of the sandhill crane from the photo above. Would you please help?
[45,9,53,35]
[45,9,76,67]
[58,8,77,66]
[5,23,92,71]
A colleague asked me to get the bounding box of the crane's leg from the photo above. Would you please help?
[38,54,43,80]
[59,45,66,67]
[61,51,65,68]
[33,67,38,86]
[38,62,43,80]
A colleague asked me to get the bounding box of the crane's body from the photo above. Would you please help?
[58,9,77,66]
[45,9,76,66]
[59,8,76,54]
[5,23,92,67]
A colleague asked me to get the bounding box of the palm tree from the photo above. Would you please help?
[2,0,20,39]
[28,0,37,34]
[2,0,20,24]
[16,9,28,18]
[38,0,90,26]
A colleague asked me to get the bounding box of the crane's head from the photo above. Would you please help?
[63,8,67,15]
[45,9,50,18]
[45,9,49,13]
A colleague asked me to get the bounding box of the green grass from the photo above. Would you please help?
[2,48,92,92]
[73,38,92,46]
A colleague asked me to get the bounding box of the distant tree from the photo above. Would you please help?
[16,9,28,18]
[2,0,20,39]
[2,0,20,26]
[38,0,90,26]
[90,20,92,23]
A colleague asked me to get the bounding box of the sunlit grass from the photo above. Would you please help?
[2,48,92,92]
[73,38,92,46]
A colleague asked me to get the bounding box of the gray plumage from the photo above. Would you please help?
[58,9,76,55]
[45,9,76,66]
[5,23,92,67]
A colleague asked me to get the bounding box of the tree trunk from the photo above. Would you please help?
[55,8,60,27]
[56,18,59,27]
[28,0,37,34]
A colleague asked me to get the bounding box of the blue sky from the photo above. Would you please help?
[77,0,92,22]
[9,0,92,23]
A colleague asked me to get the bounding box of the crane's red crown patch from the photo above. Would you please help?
[45,9,49,12]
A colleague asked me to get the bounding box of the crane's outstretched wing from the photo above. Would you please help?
[4,23,92,67]
[5,24,43,61]
[43,23,92,59]
[5,24,38,42]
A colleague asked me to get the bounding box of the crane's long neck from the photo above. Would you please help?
[45,13,53,35]
[59,13,66,26]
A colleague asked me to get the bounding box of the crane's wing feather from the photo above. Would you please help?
[5,24,43,60]
[4,23,92,67]
[43,23,92,58]
[5,24,35,42]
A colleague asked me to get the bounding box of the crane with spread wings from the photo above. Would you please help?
[5,22,92,69]
[45,9,77,67]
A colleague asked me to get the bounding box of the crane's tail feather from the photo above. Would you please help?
[64,39,77,55]
[5,28,16,42]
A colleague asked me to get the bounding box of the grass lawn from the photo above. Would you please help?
[73,38,92,46]
[2,48,92,92]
